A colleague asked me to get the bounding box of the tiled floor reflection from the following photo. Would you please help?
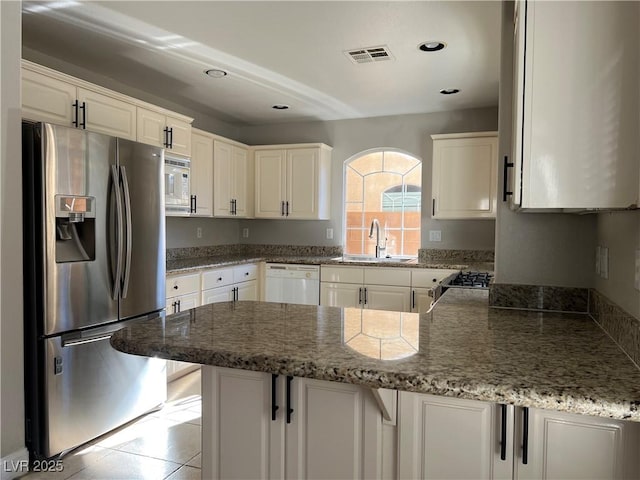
[19,369,202,480]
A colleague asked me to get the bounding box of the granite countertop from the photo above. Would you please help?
[111,289,640,421]
[166,254,493,274]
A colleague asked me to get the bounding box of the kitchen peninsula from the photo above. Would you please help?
[111,290,640,479]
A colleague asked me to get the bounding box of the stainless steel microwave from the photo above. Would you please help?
[164,154,191,214]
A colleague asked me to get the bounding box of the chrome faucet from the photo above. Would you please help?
[369,218,386,258]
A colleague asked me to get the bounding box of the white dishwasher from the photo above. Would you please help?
[264,264,320,305]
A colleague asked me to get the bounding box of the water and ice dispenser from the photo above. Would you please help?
[55,195,96,263]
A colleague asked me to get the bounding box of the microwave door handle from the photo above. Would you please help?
[120,166,133,299]
[110,165,124,300]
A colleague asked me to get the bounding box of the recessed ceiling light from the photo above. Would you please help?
[439,88,460,95]
[272,104,289,110]
[419,41,446,52]
[204,69,227,78]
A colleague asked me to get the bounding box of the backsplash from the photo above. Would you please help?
[167,244,343,261]
[590,290,640,368]
[489,284,589,313]
[419,248,494,263]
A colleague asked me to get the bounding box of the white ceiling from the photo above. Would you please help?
[22,1,501,126]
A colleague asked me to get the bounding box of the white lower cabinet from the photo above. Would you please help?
[202,366,383,480]
[398,391,640,480]
[201,264,258,305]
[513,407,640,480]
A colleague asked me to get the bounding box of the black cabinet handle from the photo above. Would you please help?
[168,127,174,148]
[364,287,368,305]
[190,195,197,213]
[232,199,237,215]
[500,404,507,461]
[177,299,181,312]
[286,376,294,424]
[285,201,289,217]
[358,287,362,305]
[522,407,529,465]
[79,102,86,129]
[503,156,514,202]
[271,374,279,421]
[163,127,170,148]
[432,198,436,217]
[72,100,79,127]
[281,201,285,216]
[412,290,416,309]
[173,285,178,290]
[234,287,239,302]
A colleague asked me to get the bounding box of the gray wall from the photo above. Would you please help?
[494,1,596,288]
[2,0,26,461]
[239,108,498,250]
[166,217,240,249]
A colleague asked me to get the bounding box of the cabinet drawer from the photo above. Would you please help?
[233,263,258,283]
[202,267,234,290]
[166,273,200,297]
[321,266,364,284]
[411,268,459,287]
[364,267,411,287]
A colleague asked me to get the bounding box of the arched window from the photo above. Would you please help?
[344,150,421,257]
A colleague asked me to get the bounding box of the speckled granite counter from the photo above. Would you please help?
[166,254,492,274]
[111,289,640,421]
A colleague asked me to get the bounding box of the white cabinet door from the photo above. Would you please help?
[232,146,251,217]
[513,1,639,209]
[77,88,136,140]
[166,116,191,157]
[202,367,283,480]
[213,140,233,216]
[320,282,362,308]
[191,131,214,216]
[255,149,286,218]
[287,148,319,219]
[202,286,234,305]
[514,407,640,480]
[432,133,498,219]
[237,280,258,301]
[136,107,166,148]
[411,287,434,314]
[21,68,76,125]
[365,285,411,312]
[398,392,514,480]
[286,376,382,480]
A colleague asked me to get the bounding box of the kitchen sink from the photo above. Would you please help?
[331,255,417,264]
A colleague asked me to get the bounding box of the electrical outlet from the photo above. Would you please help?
[196,227,202,239]
[595,246,601,275]
[326,228,333,240]
[242,228,249,238]
[429,230,442,242]
[634,250,640,291]
[600,247,609,279]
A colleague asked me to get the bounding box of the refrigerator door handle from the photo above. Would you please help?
[62,333,113,347]
[120,166,133,299]
[110,165,124,300]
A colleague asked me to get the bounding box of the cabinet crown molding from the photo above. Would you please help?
[430,131,498,140]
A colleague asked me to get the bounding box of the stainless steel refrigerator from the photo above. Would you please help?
[22,121,167,459]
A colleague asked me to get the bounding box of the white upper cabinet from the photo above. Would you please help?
[190,129,214,217]
[137,106,191,156]
[254,144,332,220]
[213,139,253,217]
[21,60,192,147]
[510,1,639,210]
[431,132,498,219]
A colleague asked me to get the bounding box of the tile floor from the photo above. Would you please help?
[20,369,202,480]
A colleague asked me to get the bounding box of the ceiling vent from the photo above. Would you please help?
[345,45,394,64]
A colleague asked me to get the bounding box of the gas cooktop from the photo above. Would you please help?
[445,271,493,289]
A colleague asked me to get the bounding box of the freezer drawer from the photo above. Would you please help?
[41,323,166,458]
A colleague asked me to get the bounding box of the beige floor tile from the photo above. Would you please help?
[161,407,202,426]
[167,370,201,402]
[185,453,201,469]
[17,445,111,480]
[165,465,202,480]
[65,450,181,480]
[111,417,201,464]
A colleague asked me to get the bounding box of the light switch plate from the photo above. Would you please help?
[242,228,249,238]
[600,247,609,279]
[326,228,333,240]
[429,230,442,242]
[595,246,601,275]
[196,227,202,239]
[634,250,640,291]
